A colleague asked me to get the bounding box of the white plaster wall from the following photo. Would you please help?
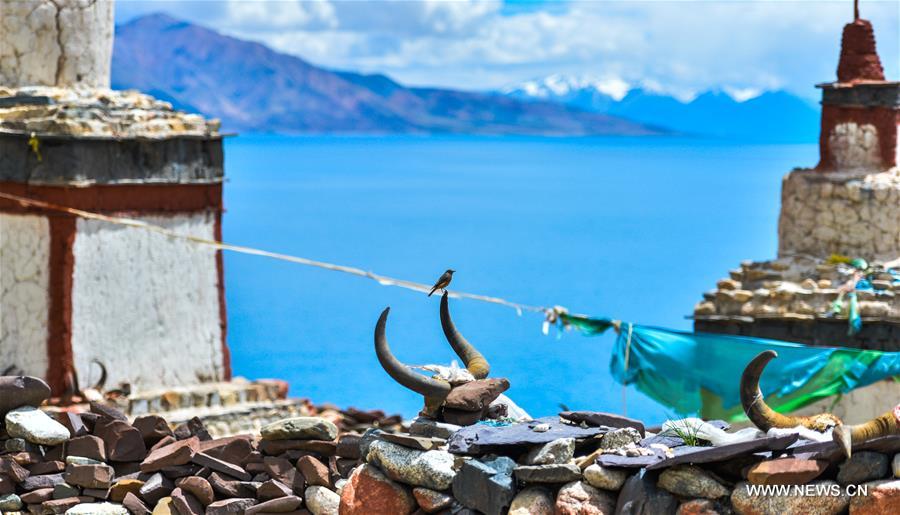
[794,379,900,425]
[71,213,224,391]
[0,214,50,377]
[0,0,114,88]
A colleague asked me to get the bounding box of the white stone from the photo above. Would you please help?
[5,406,70,445]
[893,454,899,478]
[366,440,457,490]
[64,503,128,515]
[584,464,630,491]
[304,486,339,515]
[70,214,224,390]
[524,438,576,465]
[0,0,114,88]
[0,214,50,378]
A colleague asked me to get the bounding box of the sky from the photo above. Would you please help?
[116,0,899,100]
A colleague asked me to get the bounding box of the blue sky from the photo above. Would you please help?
[116,1,899,100]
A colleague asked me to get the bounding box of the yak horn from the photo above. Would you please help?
[740,350,841,432]
[375,307,451,399]
[440,292,489,379]
[832,405,900,458]
[91,360,108,391]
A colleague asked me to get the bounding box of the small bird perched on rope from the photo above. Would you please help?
[428,269,455,296]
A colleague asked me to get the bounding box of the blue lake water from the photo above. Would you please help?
[222,135,817,424]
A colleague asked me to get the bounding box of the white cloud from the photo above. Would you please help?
[116,0,899,98]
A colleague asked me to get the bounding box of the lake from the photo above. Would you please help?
[222,135,817,424]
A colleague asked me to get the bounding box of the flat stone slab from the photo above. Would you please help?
[448,417,605,455]
[379,433,446,451]
[645,434,799,470]
[596,448,669,469]
[559,411,645,436]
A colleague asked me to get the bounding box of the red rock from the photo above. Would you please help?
[66,435,107,462]
[83,486,110,499]
[259,439,336,456]
[90,401,128,421]
[65,463,114,489]
[245,495,303,514]
[171,487,204,515]
[747,458,829,486]
[93,419,147,462]
[191,451,251,480]
[138,472,175,505]
[0,475,12,494]
[201,436,255,465]
[296,456,331,487]
[42,496,91,514]
[340,464,416,515]
[9,451,42,465]
[0,456,31,482]
[555,481,616,515]
[175,476,215,506]
[28,460,65,475]
[133,415,174,445]
[443,378,510,411]
[0,376,51,415]
[412,487,454,513]
[19,487,54,504]
[207,471,256,498]
[122,491,151,515]
[257,479,293,500]
[677,499,729,515]
[850,479,900,515]
[54,412,89,437]
[140,437,199,473]
[336,435,362,460]
[263,457,297,487]
[151,435,178,452]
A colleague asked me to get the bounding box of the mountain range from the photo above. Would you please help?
[111,14,660,136]
[503,75,820,142]
[111,14,820,140]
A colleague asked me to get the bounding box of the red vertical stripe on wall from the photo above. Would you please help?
[46,215,77,395]
[215,210,232,381]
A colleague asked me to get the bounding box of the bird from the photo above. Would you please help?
[428,269,455,297]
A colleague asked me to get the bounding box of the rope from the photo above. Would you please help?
[0,191,546,315]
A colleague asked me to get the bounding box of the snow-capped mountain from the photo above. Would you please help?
[503,75,820,142]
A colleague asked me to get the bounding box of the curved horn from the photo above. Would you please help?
[832,405,900,458]
[91,360,107,391]
[375,307,451,399]
[740,350,840,432]
[440,292,489,379]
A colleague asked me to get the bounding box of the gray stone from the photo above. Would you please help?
[524,438,575,465]
[615,472,679,515]
[409,417,461,439]
[5,438,39,453]
[448,416,604,455]
[452,459,516,515]
[646,434,799,470]
[53,483,80,500]
[657,465,729,499]
[66,456,103,466]
[0,494,22,511]
[366,440,456,490]
[600,427,642,450]
[731,480,849,515]
[305,485,339,515]
[20,473,65,491]
[0,376,51,416]
[584,464,629,491]
[260,417,338,441]
[481,456,517,476]
[893,453,900,478]
[515,464,582,484]
[358,428,385,460]
[837,451,889,485]
[205,498,258,515]
[63,503,129,515]
[5,406,70,445]
[509,487,554,515]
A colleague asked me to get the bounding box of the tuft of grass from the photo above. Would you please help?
[661,417,708,447]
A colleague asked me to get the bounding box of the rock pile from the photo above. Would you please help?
[4,375,899,514]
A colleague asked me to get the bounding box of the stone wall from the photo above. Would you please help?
[0,214,50,377]
[70,214,224,391]
[0,0,114,88]
[778,167,900,261]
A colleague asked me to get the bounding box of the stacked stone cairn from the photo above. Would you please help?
[4,373,898,514]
